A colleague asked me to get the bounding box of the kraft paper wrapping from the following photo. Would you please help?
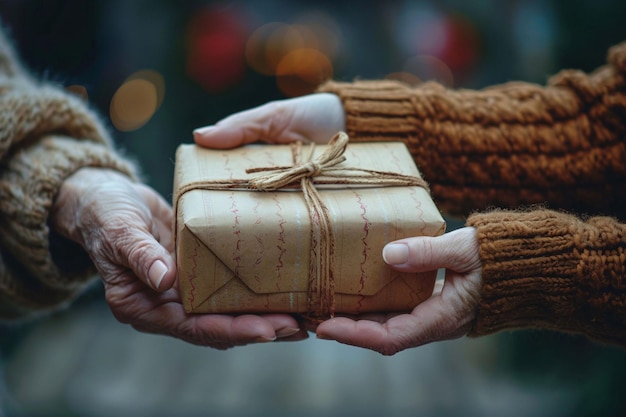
[174,140,445,317]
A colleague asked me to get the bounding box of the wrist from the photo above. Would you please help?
[50,167,132,244]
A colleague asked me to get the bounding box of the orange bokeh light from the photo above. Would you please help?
[275,48,333,97]
[110,70,164,132]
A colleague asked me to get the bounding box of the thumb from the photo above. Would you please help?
[122,228,176,291]
[92,220,176,292]
[108,188,177,292]
[382,227,479,273]
[143,244,177,292]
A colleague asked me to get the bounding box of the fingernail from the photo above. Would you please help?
[193,126,215,136]
[383,243,409,265]
[255,335,277,343]
[148,260,168,290]
[276,327,300,338]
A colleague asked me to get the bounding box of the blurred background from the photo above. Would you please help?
[1,0,626,416]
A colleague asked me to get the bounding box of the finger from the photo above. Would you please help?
[275,328,310,342]
[193,93,345,149]
[123,298,276,346]
[193,101,294,149]
[162,307,303,344]
[260,314,308,340]
[181,314,290,346]
[316,317,403,354]
[134,234,177,292]
[103,225,176,292]
[121,295,306,346]
[382,227,479,273]
[316,295,470,355]
[206,314,279,344]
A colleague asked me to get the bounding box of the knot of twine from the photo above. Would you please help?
[174,132,429,318]
[245,132,349,190]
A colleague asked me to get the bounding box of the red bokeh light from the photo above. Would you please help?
[185,6,251,92]
[438,14,480,72]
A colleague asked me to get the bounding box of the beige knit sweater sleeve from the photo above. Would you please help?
[318,42,626,345]
[0,28,138,319]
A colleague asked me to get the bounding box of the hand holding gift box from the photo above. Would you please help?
[174,132,445,319]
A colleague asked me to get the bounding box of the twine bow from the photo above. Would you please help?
[245,132,349,190]
[174,132,429,318]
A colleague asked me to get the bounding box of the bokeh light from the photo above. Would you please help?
[437,14,480,73]
[245,15,341,97]
[246,22,319,76]
[110,69,164,132]
[293,11,342,62]
[395,4,448,58]
[384,72,422,86]
[402,54,454,87]
[392,3,480,84]
[185,5,251,92]
[275,48,333,97]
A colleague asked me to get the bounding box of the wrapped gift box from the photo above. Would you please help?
[174,135,445,318]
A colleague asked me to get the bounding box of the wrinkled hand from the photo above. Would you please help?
[317,228,482,355]
[50,167,306,349]
[193,93,345,148]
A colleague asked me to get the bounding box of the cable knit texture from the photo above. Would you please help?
[319,42,626,345]
[0,28,138,320]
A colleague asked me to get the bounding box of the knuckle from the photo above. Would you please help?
[407,238,435,269]
[99,219,154,272]
[125,238,154,266]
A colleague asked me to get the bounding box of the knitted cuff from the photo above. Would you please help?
[317,79,428,143]
[466,209,626,345]
[0,136,138,314]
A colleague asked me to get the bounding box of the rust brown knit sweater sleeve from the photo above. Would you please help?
[319,42,626,345]
[466,209,626,345]
[318,42,626,218]
[0,27,139,319]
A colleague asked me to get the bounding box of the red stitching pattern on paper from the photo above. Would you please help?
[187,238,200,306]
[253,200,262,225]
[252,200,263,284]
[408,187,426,234]
[230,193,242,276]
[355,191,371,312]
[274,194,286,291]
